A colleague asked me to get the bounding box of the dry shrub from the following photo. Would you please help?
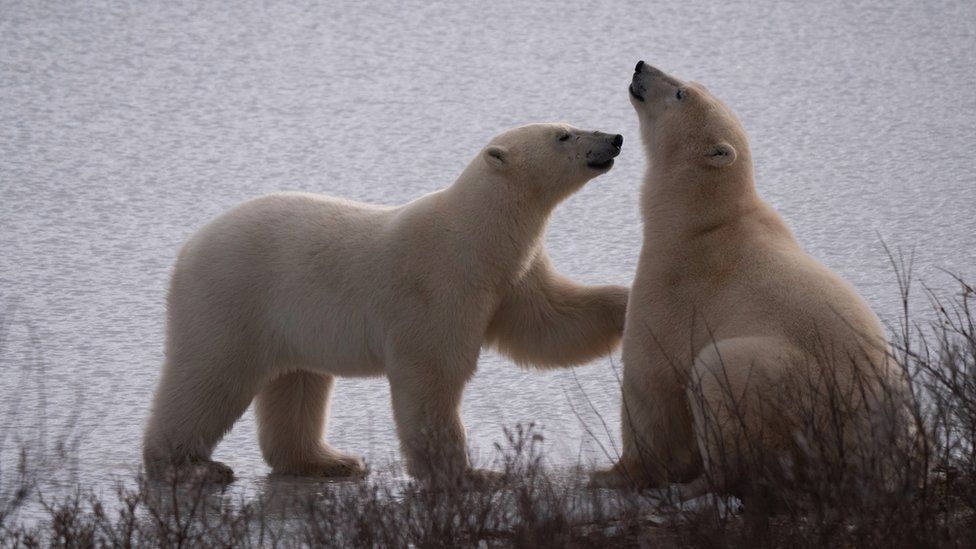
[1,268,974,547]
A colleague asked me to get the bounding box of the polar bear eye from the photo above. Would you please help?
[675,88,686,101]
[558,133,571,142]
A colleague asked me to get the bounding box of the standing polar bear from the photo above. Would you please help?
[592,63,912,496]
[144,123,629,486]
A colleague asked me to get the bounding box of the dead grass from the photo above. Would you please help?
[2,267,975,547]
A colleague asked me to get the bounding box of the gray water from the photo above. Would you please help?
[1,0,975,499]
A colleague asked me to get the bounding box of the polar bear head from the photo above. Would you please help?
[480,123,623,204]
[628,61,752,183]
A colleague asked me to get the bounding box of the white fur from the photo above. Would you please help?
[592,64,912,495]
[143,123,629,485]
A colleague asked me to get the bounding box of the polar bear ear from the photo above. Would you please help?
[484,145,510,170]
[704,142,737,168]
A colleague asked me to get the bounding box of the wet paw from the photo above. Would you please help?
[164,460,235,485]
[274,453,368,479]
[311,454,368,478]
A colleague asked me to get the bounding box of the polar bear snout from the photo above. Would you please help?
[630,61,647,102]
[585,132,623,171]
[630,61,681,106]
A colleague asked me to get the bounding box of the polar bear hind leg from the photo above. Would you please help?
[684,337,801,498]
[143,347,260,484]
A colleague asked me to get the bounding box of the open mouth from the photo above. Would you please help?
[629,83,645,102]
[587,158,615,170]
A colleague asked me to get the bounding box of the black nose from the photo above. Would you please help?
[635,60,644,73]
[612,134,623,148]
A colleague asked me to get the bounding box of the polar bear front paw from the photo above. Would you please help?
[310,454,368,479]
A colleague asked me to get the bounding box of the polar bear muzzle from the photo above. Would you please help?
[629,60,683,106]
[585,133,623,170]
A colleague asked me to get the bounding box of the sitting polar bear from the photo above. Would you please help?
[591,63,914,497]
[144,123,629,486]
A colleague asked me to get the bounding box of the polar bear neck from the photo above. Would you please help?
[440,166,554,278]
[638,162,798,277]
[640,160,766,241]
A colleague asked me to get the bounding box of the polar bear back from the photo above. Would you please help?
[169,192,400,377]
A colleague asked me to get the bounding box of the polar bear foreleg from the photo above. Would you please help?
[487,254,628,368]
[386,348,498,487]
[255,370,366,478]
[589,371,700,489]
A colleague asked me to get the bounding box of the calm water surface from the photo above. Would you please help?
[1,0,974,499]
